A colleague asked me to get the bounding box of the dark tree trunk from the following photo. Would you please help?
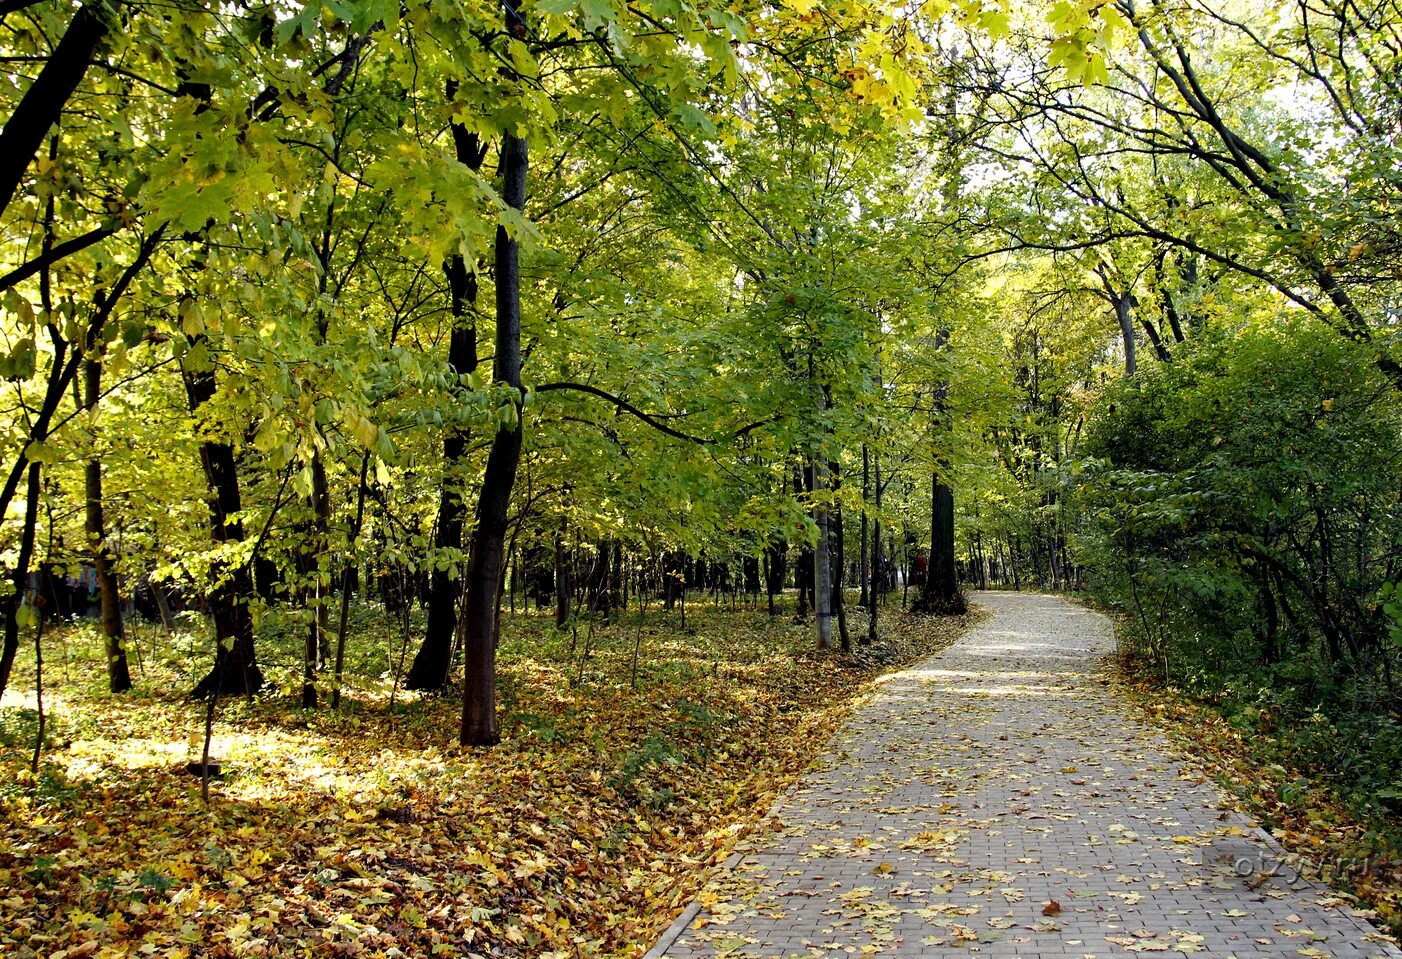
[813,387,833,649]
[300,452,330,708]
[554,521,570,627]
[184,348,262,698]
[406,122,487,691]
[926,478,959,606]
[1258,572,1280,665]
[331,455,371,709]
[610,541,623,611]
[794,463,812,619]
[586,541,614,616]
[914,339,964,616]
[460,128,526,748]
[859,444,869,608]
[1141,317,1171,362]
[866,453,882,645]
[0,3,111,219]
[834,482,849,654]
[764,541,784,616]
[0,462,42,698]
[83,358,131,693]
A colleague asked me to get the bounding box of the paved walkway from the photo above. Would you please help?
[653,592,1402,958]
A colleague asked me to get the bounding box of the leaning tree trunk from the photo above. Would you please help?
[0,2,112,220]
[83,357,131,692]
[460,127,527,747]
[0,214,157,698]
[0,463,42,699]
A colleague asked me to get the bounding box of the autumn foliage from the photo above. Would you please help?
[0,605,975,957]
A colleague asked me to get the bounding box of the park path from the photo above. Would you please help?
[650,592,1402,959]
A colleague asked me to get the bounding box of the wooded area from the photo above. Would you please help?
[3,0,1402,953]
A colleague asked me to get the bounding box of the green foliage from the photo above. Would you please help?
[1076,318,1402,813]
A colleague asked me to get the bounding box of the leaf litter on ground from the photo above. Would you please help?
[0,600,979,958]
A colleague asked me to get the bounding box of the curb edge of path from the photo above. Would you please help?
[642,902,701,959]
[645,817,788,955]
[648,849,750,957]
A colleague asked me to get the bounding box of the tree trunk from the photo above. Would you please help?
[83,357,131,693]
[459,128,527,748]
[764,541,784,616]
[151,580,175,631]
[301,452,330,709]
[0,462,42,699]
[812,397,833,650]
[184,348,262,698]
[1116,291,1138,376]
[859,444,869,609]
[915,337,963,616]
[795,463,812,619]
[834,478,849,654]
[554,521,571,627]
[925,477,959,607]
[0,3,111,220]
[406,122,486,691]
[867,453,882,645]
[331,454,371,709]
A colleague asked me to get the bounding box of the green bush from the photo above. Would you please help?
[1076,318,1402,812]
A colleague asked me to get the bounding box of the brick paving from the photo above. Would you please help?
[653,591,1402,958]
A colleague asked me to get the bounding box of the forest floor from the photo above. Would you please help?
[653,592,1402,958]
[0,593,976,958]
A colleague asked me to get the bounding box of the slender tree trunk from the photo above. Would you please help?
[331,454,370,709]
[834,483,849,654]
[867,454,882,645]
[460,128,526,748]
[313,455,332,666]
[0,463,42,698]
[813,396,833,650]
[300,452,330,708]
[859,444,870,608]
[554,520,570,627]
[407,121,487,691]
[1141,317,1170,362]
[764,541,784,616]
[151,580,175,631]
[83,357,131,692]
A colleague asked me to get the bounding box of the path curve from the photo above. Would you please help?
[651,592,1402,958]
